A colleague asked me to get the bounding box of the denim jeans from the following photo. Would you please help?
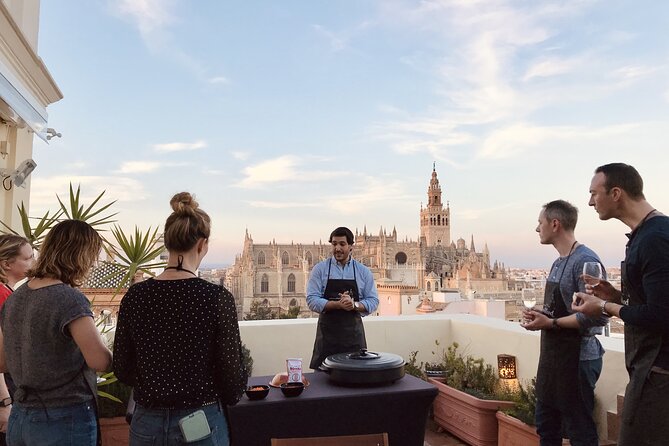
[6,400,97,446]
[579,358,602,424]
[130,403,229,446]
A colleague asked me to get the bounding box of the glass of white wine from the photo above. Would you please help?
[521,289,536,309]
[582,262,603,286]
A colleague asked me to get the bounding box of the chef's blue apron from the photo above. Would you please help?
[309,259,366,370]
[535,244,595,444]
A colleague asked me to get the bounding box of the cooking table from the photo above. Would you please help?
[227,372,437,446]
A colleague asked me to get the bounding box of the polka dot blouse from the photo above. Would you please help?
[113,278,247,409]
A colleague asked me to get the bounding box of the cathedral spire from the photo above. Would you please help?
[470,235,476,252]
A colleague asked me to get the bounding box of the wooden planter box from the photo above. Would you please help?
[428,378,515,446]
[496,411,539,446]
[100,416,130,446]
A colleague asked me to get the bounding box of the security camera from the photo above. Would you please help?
[46,128,62,140]
[0,158,37,189]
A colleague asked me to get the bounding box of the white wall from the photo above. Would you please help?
[238,313,628,438]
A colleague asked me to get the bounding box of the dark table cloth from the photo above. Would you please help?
[228,372,437,446]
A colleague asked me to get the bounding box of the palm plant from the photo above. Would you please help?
[0,202,62,250]
[57,183,117,229]
[103,225,166,291]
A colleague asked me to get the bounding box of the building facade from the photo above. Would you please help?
[1,0,62,230]
[226,166,508,319]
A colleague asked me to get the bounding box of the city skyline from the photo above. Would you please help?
[28,1,669,269]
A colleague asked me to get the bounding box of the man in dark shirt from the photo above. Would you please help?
[573,163,669,446]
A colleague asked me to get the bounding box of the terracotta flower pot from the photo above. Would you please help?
[100,416,130,446]
[428,378,515,446]
[496,411,540,446]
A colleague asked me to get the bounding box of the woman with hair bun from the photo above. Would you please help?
[0,220,113,445]
[113,192,247,445]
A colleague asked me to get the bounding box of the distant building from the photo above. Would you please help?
[226,166,508,319]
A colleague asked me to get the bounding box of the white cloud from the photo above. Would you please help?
[113,0,176,47]
[208,76,230,85]
[477,122,645,160]
[234,155,344,189]
[231,151,250,161]
[609,65,658,87]
[111,1,228,85]
[523,57,581,81]
[116,161,163,174]
[312,25,347,51]
[247,201,321,209]
[370,0,608,165]
[29,175,148,211]
[153,140,207,152]
[325,176,413,215]
[203,169,225,176]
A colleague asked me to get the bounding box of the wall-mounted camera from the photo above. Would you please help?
[1,158,37,190]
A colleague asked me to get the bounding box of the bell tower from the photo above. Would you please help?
[420,164,450,246]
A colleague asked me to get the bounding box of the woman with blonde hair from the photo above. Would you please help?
[0,234,32,443]
[0,220,113,445]
[114,192,246,445]
[0,234,33,308]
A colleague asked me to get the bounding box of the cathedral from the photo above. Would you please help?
[226,166,507,319]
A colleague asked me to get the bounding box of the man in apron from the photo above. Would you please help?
[306,227,379,370]
[574,163,669,446]
[522,200,606,446]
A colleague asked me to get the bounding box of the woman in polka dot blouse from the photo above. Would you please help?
[113,192,247,445]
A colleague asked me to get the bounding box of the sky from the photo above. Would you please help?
[29,0,669,269]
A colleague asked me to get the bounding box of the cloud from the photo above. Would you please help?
[208,76,230,85]
[29,175,148,212]
[153,140,207,152]
[113,0,177,48]
[523,57,581,81]
[477,122,645,160]
[369,0,612,165]
[111,1,228,85]
[312,25,347,51]
[231,151,250,161]
[247,201,320,209]
[609,65,658,87]
[311,20,375,52]
[325,176,413,215]
[115,161,164,174]
[203,169,225,176]
[234,155,344,189]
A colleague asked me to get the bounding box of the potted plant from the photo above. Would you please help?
[497,378,539,446]
[426,342,515,446]
[97,372,132,446]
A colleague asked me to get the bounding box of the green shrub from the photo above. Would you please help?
[98,376,133,418]
[503,378,537,426]
[242,343,253,377]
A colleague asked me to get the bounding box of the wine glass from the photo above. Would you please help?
[582,262,603,286]
[521,289,536,309]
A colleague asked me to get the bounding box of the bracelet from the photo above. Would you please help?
[552,318,560,330]
[601,300,610,316]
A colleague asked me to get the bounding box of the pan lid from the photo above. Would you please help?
[323,348,405,371]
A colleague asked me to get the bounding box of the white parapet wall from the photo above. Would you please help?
[239,313,628,438]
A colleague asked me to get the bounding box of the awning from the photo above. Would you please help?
[0,58,49,142]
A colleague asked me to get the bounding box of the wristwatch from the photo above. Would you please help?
[0,397,11,407]
[354,301,360,311]
[601,300,610,316]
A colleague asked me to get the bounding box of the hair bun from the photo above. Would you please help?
[170,192,199,215]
